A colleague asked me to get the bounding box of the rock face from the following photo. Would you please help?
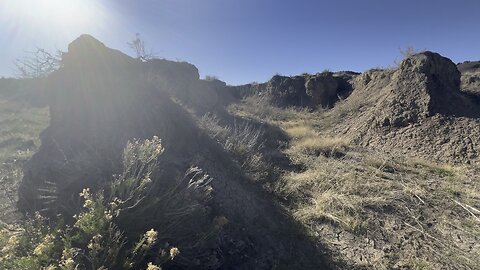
[305,73,339,107]
[18,35,329,269]
[267,75,309,106]
[233,71,357,108]
[458,60,480,95]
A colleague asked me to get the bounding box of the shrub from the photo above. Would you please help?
[128,33,156,62]
[199,113,264,158]
[0,137,217,270]
[204,75,219,81]
[198,113,271,182]
[14,48,63,78]
[394,46,420,67]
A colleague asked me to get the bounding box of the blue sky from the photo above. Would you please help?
[0,0,479,85]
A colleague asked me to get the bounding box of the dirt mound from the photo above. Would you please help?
[377,51,469,126]
[329,52,480,163]
[18,35,329,269]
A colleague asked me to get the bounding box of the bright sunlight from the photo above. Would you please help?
[0,0,108,39]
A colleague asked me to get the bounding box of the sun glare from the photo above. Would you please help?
[0,0,108,40]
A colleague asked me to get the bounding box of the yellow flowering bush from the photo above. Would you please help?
[169,247,180,260]
[0,137,186,270]
[33,234,55,260]
[113,136,164,208]
[146,261,161,270]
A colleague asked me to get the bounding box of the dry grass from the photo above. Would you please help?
[406,158,460,177]
[196,112,274,183]
[283,122,349,157]
[0,99,48,223]
[283,153,395,233]
[229,95,480,269]
[291,136,349,156]
[284,124,316,139]
[282,149,480,268]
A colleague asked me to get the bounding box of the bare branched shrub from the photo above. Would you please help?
[394,46,419,67]
[128,33,156,62]
[14,48,62,78]
[400,46,417,58]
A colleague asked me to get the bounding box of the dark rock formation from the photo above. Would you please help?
[226,52,480,164]
[18,35,330,269]
[230,71,357,108]
[266,75,309,106]
[305,73,338,107]
[380,51,480,128]
[458,60,480,95]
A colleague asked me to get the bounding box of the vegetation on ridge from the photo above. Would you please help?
[0,137,223,270]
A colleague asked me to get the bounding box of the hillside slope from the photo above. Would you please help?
[0,35,478,269]
[226,52,480,269]
[15,35,330,269]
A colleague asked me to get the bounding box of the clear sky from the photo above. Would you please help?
[0,0,479,85]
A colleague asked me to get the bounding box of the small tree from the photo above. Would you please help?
[128,33,156,62]
[14,48,62,79]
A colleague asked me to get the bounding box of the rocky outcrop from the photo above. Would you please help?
[458,60,480,73]
[231,71,357,108]
[458,60,480,95]
[18,35,329,269]
[305,73,338,107]
[229,52,480,163]
[266,75,309,106]
[330,52,480,163]
[381,52,464,127]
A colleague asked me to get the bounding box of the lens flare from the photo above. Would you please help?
[0,0,109,41]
